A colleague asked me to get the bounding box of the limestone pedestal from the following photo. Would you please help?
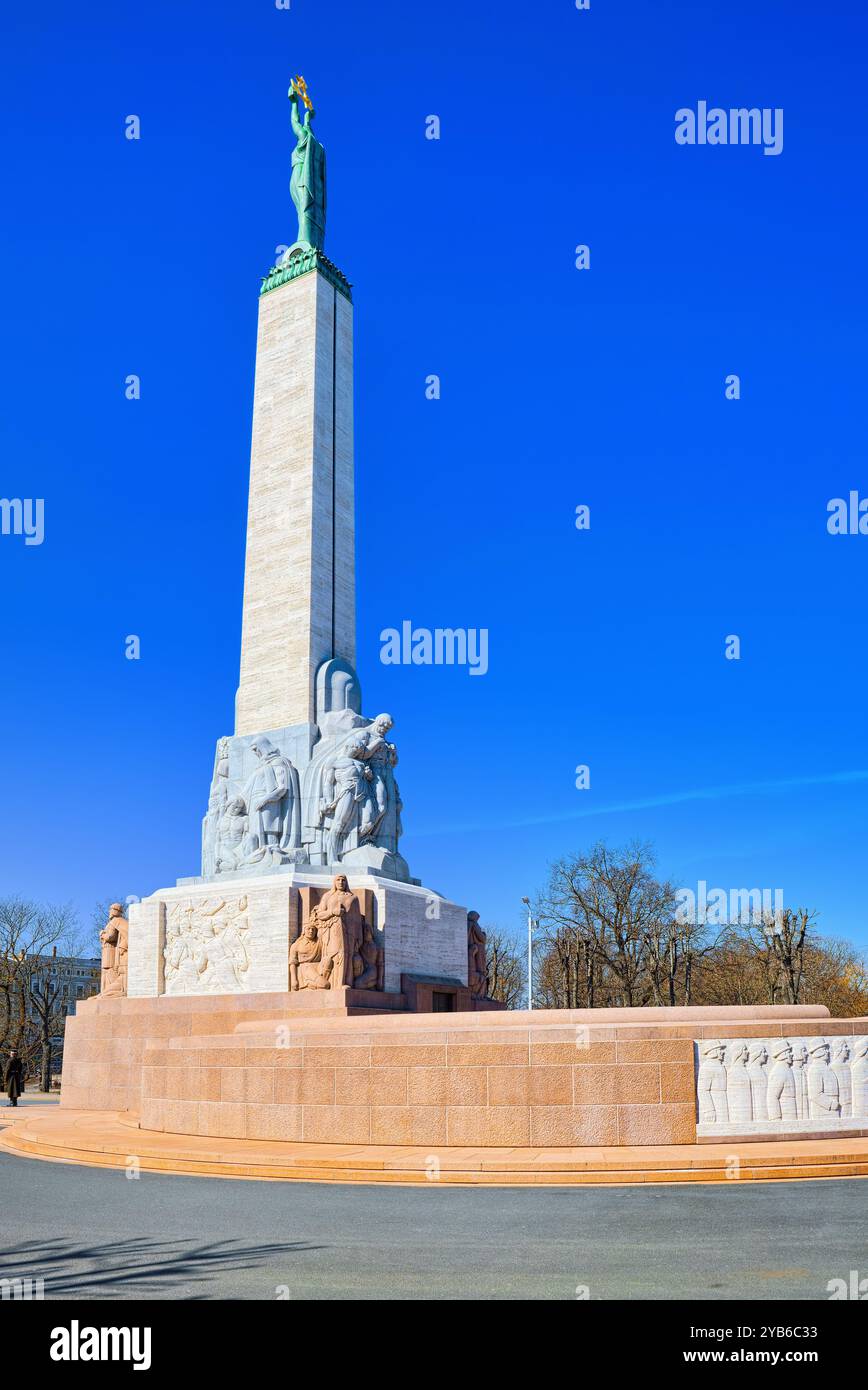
[127,868,472,1001]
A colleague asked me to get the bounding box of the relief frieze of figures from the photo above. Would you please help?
[163,896,251,995]
[696,1035,868,1133]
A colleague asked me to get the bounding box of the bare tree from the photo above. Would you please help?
[0,897,32,1054]
[536,841,681,1008]
[0,898,82,1090]
[761,907,814,1004]
[717,907,816,1005]
[645,905,723,1006]
[484,929,525,1008]
[530,842,839,1014]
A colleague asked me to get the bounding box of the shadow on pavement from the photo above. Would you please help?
[0,1235,323,1299]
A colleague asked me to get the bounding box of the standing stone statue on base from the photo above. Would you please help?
[317,737,371,862]
[99,904,128,998]
[467,911,489,999]
[356,714,400,849]
[243,737,302,864]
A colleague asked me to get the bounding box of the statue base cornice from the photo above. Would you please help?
[261,243,352,301]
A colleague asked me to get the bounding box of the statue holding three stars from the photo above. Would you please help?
[288,76,326,251]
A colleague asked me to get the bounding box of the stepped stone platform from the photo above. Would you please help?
[5,1108,868,1186]
[56,997,868,1169]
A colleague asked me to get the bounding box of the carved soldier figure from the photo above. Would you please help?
[467,911,488,999]
[195,915,248,993]
[807,1040,840,1119]
[99,903,129,997]
[747,1043,769,1122]
[831,1039,853,1118]
[165,923,200,995]
[725,1042,753,1124]
[851,1038,868,1120]
[164,898,249,995]
[767,1040,797,1122]
[697,1041,728,1125]
[791,1041,810,1119]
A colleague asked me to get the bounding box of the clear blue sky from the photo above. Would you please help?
[2,0,867,952]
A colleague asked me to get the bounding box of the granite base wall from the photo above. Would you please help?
[61,999,864,1149]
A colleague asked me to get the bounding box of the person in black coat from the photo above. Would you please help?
[4,1049,24,1106]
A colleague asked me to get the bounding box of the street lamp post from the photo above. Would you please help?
[522,897,534,1011]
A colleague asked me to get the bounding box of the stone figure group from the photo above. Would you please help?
[164,896,251,995]
[99,903,129,997]
[304,713,402,862]
[208,737,303,873]
[289,875,384,992]
[203,713,405,878]
[697,1036,868,1129]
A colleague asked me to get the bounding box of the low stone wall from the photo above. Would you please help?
[63,998,863,1148]
[60,993,307,1113]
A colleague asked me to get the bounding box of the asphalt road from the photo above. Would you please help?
[1,1149,866,1300]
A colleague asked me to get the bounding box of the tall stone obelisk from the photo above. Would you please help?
[235,105,354,735]
[120,77,477,1008]
[196,76,408,886]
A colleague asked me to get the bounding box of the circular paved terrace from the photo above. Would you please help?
[5,1105,868,1185]
[0,1118,866,1300]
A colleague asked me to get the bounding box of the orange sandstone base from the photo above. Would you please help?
[6,1108,868,1186]
[59,997,864,1152]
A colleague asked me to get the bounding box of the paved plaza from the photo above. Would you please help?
[1,1145,865,1301]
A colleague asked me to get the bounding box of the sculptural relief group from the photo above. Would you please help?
[202,710,404,879]
[289,875,384,992]
[697,1036,868,1132]
[163,896,251,996]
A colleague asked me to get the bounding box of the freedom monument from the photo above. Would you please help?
[113,76,493,1016]
[39,84,868,1180]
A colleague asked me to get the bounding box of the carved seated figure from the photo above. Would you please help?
[289,911,328,990]
[353,918,385,991]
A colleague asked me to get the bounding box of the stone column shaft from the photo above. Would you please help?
[235,266,354,735]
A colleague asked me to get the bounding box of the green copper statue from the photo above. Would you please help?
[289,77,326,251]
